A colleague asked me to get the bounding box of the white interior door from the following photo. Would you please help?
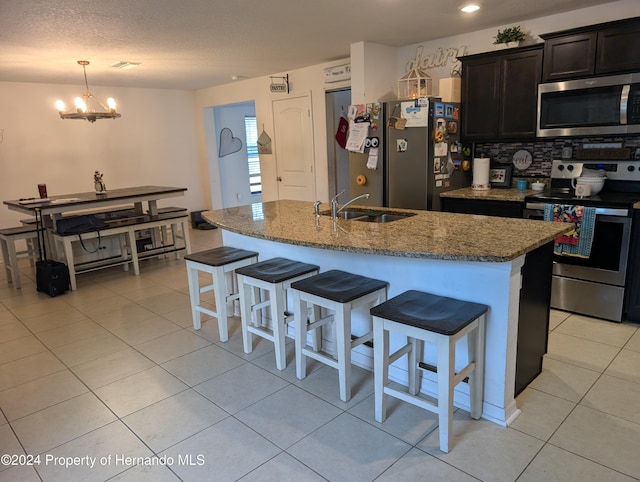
[273,95,316,201]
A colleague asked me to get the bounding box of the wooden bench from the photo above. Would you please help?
[20,206,187,225]
[0,225,38,289]
[51,210,191,290]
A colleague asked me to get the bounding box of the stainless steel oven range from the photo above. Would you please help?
[524,159,640,322]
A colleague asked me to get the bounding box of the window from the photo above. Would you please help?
[244,116,262,194]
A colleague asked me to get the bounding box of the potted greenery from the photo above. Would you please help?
[493,26,526,48]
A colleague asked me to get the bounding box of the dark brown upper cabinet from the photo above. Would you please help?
[460,45,543,141]
[541,17,640,82]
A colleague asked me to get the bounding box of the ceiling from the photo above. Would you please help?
[0,0,616,91]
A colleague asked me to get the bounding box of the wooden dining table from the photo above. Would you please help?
[4,185,190,289]
[4,185,187,231]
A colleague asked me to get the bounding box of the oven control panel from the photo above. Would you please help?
[551,160,640,181]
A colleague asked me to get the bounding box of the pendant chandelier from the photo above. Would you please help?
[55,60,121,123]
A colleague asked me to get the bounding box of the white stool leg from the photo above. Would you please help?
[0,238,12,284]
[374,317,389,423]
[270,284,287,370]
[437,335,455,453]
[294,290,307,380]
[126,229,140,276]
[119,233,129,272]
[170,223,180,259]
[8,238,21,288]
[212,267,229,342]
[469,316,486,420]
[62,238,77,291]
[238,274,253,353]
[26,237,36,267]
[309,304,321,351]
[186,262,202,330]
[408,337,420,396]
[182,220,192,255]
[336,302,351,402]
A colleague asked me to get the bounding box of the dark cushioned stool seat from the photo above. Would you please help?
[236,257,320,371]
[236,257,319,284]
[291,269,388,303]
[185,246,258,267]
[370,290,488,336]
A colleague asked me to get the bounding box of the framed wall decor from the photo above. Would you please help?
[489,165,513,188]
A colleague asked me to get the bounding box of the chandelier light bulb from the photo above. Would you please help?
[55,100,66,112]
[74,97,86,112]
[107,97,117,110]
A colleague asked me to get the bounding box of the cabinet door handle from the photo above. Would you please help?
[277,176,282,182]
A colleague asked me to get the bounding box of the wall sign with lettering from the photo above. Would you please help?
[405,45,467,76]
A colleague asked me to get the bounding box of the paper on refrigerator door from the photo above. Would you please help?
[346,121,369,153]
[400,101,428,127]
[366,147,379,170]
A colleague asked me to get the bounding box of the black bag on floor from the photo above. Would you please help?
[36,259,70,297]
[35,208,70,297]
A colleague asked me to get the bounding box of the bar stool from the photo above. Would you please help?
[184,246,258,342]
[370,290,488,453]
[291,269,388,402]
[236,257,320,370]
[0,225,38,289]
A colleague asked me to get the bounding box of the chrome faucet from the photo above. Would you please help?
[313,200,321,216]
[331,190,370,219]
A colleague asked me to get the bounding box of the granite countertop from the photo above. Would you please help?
[440,187,543,202]
[203,200,571,262]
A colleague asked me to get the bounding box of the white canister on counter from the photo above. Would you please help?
[472,158,491,191]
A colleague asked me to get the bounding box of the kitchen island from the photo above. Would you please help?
[203,200,570,426]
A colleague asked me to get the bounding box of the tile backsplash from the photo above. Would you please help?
[475,136,640,178]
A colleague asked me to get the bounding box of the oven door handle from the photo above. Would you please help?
[525,203,629,217]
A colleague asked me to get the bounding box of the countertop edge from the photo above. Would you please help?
[203,201,572,263]
[205,218,536,262]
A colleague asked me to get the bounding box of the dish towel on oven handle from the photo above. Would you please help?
[543,204,596,258]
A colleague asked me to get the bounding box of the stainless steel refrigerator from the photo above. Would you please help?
[347,102,386,207]
[386,99,469,211]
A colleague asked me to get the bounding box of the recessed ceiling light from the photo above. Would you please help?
[461,4,480,13]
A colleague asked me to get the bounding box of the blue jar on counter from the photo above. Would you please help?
[516,179,528,190]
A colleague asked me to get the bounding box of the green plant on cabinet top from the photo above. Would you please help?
[494,26,526,45]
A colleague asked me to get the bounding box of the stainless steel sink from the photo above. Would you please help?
[320,209,415,223]
[336,211,370,220]
[359,213,415,223]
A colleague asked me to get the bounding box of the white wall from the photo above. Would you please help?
[212,101,259,208]
[350,41,397,104]
[325,89,351,200]
[193,59,351,209]
[0,81,203,227]
[395,0,640,96]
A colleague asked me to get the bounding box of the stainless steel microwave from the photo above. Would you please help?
[537,73,640,137]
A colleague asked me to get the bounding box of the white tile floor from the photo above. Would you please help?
[1,227,640,481]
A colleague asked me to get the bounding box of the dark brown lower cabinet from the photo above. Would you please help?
[516,243,553,395]
[441,196,551,395]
